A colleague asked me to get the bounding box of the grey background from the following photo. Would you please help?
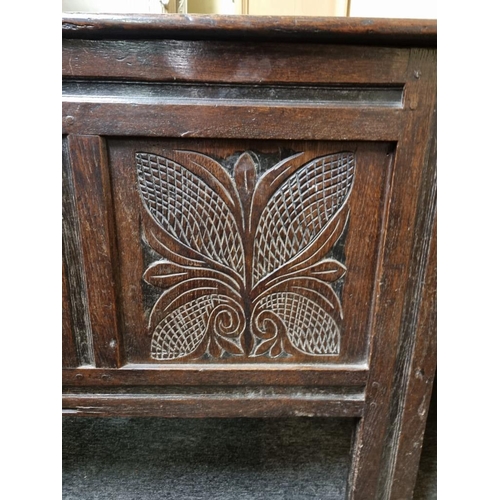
[63,388,436,500]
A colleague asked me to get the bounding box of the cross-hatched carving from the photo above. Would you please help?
[137,153,244,275]
[253,153,354,283]
[136,150,355,361]
[257,293,340,355]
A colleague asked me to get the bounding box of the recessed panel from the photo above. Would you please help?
[108,139,392,364]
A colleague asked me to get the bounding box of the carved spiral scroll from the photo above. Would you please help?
[151,294,245,360]
[254,292,340,356]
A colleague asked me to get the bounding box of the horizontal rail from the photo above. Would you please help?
[62,14,436,47]
[63,81,404,108]
[63,364,369,387]
[63,390,365,418]
[62,100,404,140]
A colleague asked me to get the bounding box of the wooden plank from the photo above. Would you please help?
[63,392,365,418]
[386,116,437,499]
[62,39,411,84]
[63,102,404,140]
[346,49,437,499]
[388,223,437,498]
[62,365,369,387]
[62,137,94,366]
[67,135,122,368]
[62,258,78,367]
[62,14,437,47]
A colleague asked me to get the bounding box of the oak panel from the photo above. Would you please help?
[63,39,411,84]
[107,139,391,366]
[67,135,122,368]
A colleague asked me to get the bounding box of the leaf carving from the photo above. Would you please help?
[251,153,355,285]
[136,152,244,277]
[143,261,189,288]
[254,292,340,356]
[143,260,240,293]
[234,152,257,219]
[295,259,346,283]
[151,294,215,360]
[150,284,245,360]
[136,149,355,361]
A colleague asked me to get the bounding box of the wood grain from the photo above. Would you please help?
[62,258,78,368]
[63,38,411,85]
[63,391,365,418]
[62,137,94,366]
[67,135,122,368]
[63,101,404,141]
[62,14,437,47]
[62,364,368,387]
[347,49,437,499]
[386,110,437,500]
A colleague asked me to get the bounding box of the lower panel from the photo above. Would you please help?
[63,416,356,500]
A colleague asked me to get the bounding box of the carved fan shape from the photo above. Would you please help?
[136,153,244,276]
[136,150,355,360]
[252,153,354,284]
[256,293,340,355]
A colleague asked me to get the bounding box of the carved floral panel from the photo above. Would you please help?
[135,150,355,361]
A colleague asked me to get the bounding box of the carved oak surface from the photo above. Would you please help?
[63,19,437,500]
[136,150,355,361]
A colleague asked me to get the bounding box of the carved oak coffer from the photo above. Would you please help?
[62,15,436,500]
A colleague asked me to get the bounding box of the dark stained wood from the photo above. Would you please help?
[389,224,437,499]
[62,14,437,47]
[387,112,437,499]
[346,49,437,499]
[63,39,411,84]
[62,137,94,366]
[63,102,404,140]
[62,364,369,387]
[63,81,405,107]
[67,135,122,368]
[62,258,78,367]
[63,391,365,418]
[107,139,389,366]
[62,15,436,500]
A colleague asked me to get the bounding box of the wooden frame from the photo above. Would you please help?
[62,14,436,499]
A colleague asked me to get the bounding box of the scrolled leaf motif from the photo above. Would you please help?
[143,260,240,293]
[207,303,246,357]
[250,308,285,358]
[150,281,245,360]
[136,149,355,361]
[251,274,343,357]
[255,292,341,356]
[136,152,245,279]
[299,258,347,282]
[251,153,355,286]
